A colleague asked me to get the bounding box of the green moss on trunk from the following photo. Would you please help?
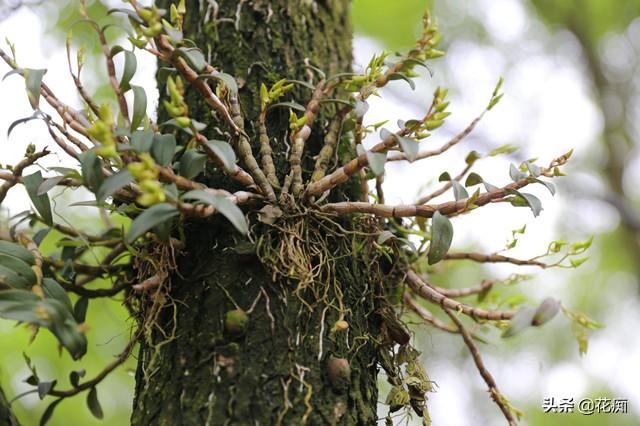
[130,1,382,425]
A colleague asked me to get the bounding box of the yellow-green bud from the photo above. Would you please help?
[425,119,444,130]
[175,117,191,128]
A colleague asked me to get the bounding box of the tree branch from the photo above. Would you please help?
[443,307,517,425]
[406,270,513,321]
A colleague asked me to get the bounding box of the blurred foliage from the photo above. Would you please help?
[0,224,135,425]
[530,0,640,44]
[352,0,432,49]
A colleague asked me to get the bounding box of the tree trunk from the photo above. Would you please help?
[0,386,18,426]
[131,1,382,425]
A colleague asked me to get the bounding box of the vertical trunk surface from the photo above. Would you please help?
[0,387,18,426]
[131,1,382,425]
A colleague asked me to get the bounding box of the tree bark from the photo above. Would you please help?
[0,386,18,426]
[131,1,382,425]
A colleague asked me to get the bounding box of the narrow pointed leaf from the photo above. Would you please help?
[130,85,147,130]
[394,135,419,162]
[118,50,137,91]
[0,241,35,265]
[151,134,177,166]
[179,150,207,179]
[365,150,387,176]
[97,169,133,201]
[177,47,206,72]
[87,387,104,419]
[182,190,248,234]
[451,181,468,201]
[509,163,527,182]
[532,298,561,326]
[126,203,179,244]
[206,140,236,171]
[24,68,47,108]
[355,100,369,118]
[24,171,53,225]
[535,179,556,195]
[37,176,65,196]
[428,211,453,265]
[502,306,536,338]
[199,72,238,95]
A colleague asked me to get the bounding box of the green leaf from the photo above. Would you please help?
[0,264,32,289]
[509,163,527,182]
[267,101,306,112]
[41,299,87,359]
[502,306,536,338]
[377,230,395,245]
[199,72,238,95]
[37,380,57,400]
[163,22,183,42]
[160,118,207,134]
[177,47,206,72]
[357,145,385,176]
[525,162,541,177]
[0,293,86,358]
[393,135,419,162]
[7,113,42,137]
[451,181,468,201]
[40,398,63,426]
[532,298,561,326]
[535,179,556,195]
[388,73,415,90]
[130,130,154,153]
[73,297,89,323]
[69,369,86,388]
[0,253,36,286]
[0,241,35,265]
[151,134,177,166]
[126,203,179,244]
[428,211,453,265]
[438,172,451,182]
[570,257,589,268]
[488,144,519,157]
[97,170,133,201]
[79,149,104,193]
[366,151,387,176]
[87,387,104,419]
[355,100,369,118]
[118,50,137,92]
[42,278,72,311]
[487,93,503,110]
[465,150,481,165]
[179,150,207,179]
[24,171,53,225]
[182,190,248,234]
[465,172,483,187]
[130,85,147,130]
[37,176,65,196]
[24,68,47,108]
[483,181,499,192]
[206,140,236,171]
[507,189,543,217]
[33,228,50,246]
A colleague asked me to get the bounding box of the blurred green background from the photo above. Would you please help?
[1,0,639,424]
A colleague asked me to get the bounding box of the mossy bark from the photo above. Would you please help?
[131,1,382,425]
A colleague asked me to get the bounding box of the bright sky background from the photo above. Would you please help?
[0,0,639,425]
